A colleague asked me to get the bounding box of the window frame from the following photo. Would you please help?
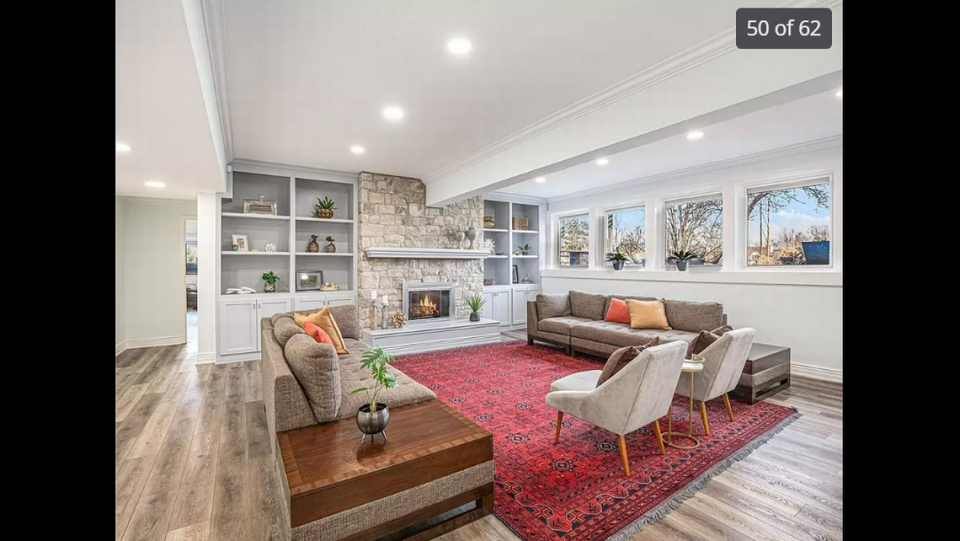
[742,174,834,269]
[556,211,591,269]
[602,203,647,269]
[662,192,724,270]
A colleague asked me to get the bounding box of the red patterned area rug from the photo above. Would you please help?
[393,341,799,541]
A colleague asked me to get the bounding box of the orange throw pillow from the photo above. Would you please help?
[303,322,334,346]
[604,298,631,324]
[626,298,672,330]
[294,307,349,354]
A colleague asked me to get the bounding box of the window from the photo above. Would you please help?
[186,241,198,275]
[664,194,723,267]
[558,213,590,267]
[604,206,646,267]
[747,178,830,266]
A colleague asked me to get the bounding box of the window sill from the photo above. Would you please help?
[541,268,842,287]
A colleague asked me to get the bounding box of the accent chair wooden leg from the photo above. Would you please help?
[554,411,564,444]
[722,393,735,422]
[651,420,665,455]
[699,401,711,435]
[616,434,631,476]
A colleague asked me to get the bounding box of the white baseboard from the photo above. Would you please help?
[115,341,127,356]
[125,335,186,349]
[792,362,842,384]
[218,352,262,364]
[196,352,216,365]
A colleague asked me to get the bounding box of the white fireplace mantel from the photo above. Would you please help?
[365,247,490,259]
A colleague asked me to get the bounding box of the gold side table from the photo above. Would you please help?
[663,360,705,450]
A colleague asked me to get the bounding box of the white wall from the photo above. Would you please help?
[116,196,126,351]
[543,145,842,377]
[120,197,198,345]
[196,193,219,363]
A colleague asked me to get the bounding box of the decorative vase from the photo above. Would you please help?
[483,216,496,228]
[264,282,277,293]
[307,235,320,252]
[454,230,465,249]
[470,311,480,322]
[316,208,334,219]
[676,260,688,272]
[324,241,336,253]
[231,244,239,251]
[465,226,477,249]
[612,261,624,271]
[357,403,389,442]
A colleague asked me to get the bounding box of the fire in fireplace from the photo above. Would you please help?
[403,282,455,323]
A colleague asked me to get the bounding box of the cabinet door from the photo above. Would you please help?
[512,289,529,325]
[294,298,327,312]
[258,298,292,320]
[481,292,495,319]
[493,291,512,326]
[220,299,258,355]
[325,293,355,307]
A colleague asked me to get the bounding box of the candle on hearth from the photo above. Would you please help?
[382,295,388,305]
[370,289,377,300]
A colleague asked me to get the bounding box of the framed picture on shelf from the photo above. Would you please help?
[296,270,323,291]
[231,234,249,252]
[512,265,519,284]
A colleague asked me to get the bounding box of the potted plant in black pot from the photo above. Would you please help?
[350,346,398,443]
[669,250,697,272]
[606,247,629,270]
[467,293,486,322]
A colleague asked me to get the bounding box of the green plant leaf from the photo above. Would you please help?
[350,387,369,394]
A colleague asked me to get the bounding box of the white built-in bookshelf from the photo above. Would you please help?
[482,197,543,287]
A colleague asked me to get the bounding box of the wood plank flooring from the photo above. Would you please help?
[116,333,841,541]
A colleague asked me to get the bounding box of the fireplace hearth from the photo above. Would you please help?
[403,282,456,323]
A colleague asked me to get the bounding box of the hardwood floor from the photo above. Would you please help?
[116,334,842,541]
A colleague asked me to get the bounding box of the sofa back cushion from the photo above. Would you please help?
[664,300,725,332]
[329,305,361,340]
[284,333,342,422]
[273,316,306,347]
[569,291,607,320]
[536,293,572,319]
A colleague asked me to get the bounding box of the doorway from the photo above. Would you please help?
[185,218,198,352]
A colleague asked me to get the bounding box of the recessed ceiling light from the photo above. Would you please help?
[595,158,609,166]
[835,88,842,98]
[535,177,546,183]
[144,180,166,188]
[447,38,472,55]
[350,145,365,155]
[383,106,404,121]
[116,141,131,152]
[686,130,705,141]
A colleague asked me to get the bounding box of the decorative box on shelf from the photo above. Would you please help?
[512,217,529,231]
[319,283,341,291]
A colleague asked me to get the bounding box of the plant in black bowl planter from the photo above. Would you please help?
[467,293,486,322]
[350,346,398,443]
[605,247,629,271]
[518,244,531,256]
[669,250,697,272]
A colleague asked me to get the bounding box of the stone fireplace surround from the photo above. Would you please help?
[357,172,483,329]
[403,281,455,323]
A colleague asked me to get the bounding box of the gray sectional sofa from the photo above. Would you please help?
[527,290,727,358]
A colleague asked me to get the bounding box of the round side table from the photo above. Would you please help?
[663,360,705,450]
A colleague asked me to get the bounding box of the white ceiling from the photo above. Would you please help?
[221,0,781,179]
[499,89,843,199]
[116,0,225,200]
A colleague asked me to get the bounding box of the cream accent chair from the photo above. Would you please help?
[677,327,757,435]
[545,341,686,476]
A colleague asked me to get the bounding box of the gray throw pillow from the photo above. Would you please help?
[569,291,607,320]
[284,334,341,422]
[273,317,305,347]
[687,325,733,359]
[329,305,360,340]
[536,294,572,319]
[596,338,660,387]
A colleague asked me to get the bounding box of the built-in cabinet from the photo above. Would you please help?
[481,285,540,328]
[219,295,292,355]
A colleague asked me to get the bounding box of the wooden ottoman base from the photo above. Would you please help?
[729,343,791,405]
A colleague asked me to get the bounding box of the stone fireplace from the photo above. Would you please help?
[403,282,455,323]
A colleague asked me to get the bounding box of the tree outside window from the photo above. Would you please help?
[605,207,645,267]
[664,195,723,266]
[747,179,830,266]
[558,214,589,267]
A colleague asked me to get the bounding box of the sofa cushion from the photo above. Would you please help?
[627,298,671,330]
[538,316,593,335]
[604,298,631,324]
[329,305,361,340]
[571,320,698,348]
[303,321,334,346]
[283,334,342,423]
[295,307,349,355]
[687,325,733,358]
[664,300,724,333]
[536,294,572,319]
[337,352,436,419]
[603,295,657,318]
[569,291,607,320]
[596,338,660,387]
[273,317,306,347]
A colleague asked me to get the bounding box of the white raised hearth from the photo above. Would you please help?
[363,318,501,355]
[365,247,490,259]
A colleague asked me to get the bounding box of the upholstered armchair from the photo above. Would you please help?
[676,328,756,435]
[545,341,686,476]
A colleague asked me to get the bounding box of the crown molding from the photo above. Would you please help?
[483,193,548,205]
[202,0,234,163]
[547,135,842,204]
[229,158,359,184]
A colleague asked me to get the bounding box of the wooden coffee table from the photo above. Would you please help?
[277,399,493,541]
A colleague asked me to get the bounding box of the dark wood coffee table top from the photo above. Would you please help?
[278,399,493,527]
[744,343,790,374]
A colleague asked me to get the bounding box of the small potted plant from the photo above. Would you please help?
[350,347,398,442]
[261,271,280,292]
[606,247,629,270]
[669,250,697,272]
[324,235,337,253]
[467,293,486,322]
[315,196,337,219]
[518,244,531,256]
